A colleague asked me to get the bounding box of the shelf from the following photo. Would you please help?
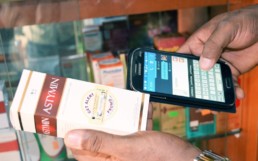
[0,0,229,28]
[79,0,228,19]
[187,129,241,142]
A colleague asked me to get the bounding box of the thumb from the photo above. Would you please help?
[64,129,127,157]
[200,20,236,70]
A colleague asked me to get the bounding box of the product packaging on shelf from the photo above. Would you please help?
[99,58,125,88]
[0,128,21,161]
[88,52,114,84]
[10,69,150,138]
[83,25,103,52]
[116,49,129,86]
[0,80,10,129]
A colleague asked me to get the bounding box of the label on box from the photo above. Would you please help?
[99,58,125,88]
[89,52,114,84]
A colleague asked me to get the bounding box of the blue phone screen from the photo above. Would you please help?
[143,51,225,102]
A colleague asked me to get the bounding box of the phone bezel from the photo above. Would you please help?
[129,48,236,109]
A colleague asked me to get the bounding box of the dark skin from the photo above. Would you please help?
[178,4,258,99]
[64,5,258,161]
[65,103,201,161]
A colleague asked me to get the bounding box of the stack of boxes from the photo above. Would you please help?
[0,81,9,129]
[0,80,21,161]
[0,129,21,161]
[88,52,126,88]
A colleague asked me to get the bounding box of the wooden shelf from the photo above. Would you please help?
[79,0,228,19]
[0,0,229,28]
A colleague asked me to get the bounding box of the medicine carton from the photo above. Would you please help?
[99,58,125,88]
[10,70,149,138]
[0,128,21,161]
[0,80,10,129]
[89,52,114,84]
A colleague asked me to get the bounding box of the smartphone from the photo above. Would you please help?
[128,48,236,112]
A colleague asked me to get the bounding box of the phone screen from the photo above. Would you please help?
[143,51,225,102]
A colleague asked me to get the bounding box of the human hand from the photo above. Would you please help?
[178,5,258,99]
[64,103,200,161]
[64,130,200,161]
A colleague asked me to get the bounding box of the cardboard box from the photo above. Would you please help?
[88,52,114,84]
[83,25,103,52]
[0,128,21,161]
[99,58,125,88]
[10,70,149,137]
[0,80,10,129]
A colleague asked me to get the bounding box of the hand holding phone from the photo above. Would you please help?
[127,48,236,112]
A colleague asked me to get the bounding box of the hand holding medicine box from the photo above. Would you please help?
[10,70,150,138]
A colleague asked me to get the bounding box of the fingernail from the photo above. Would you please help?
[200,57,213,70]
[65,131,83,149]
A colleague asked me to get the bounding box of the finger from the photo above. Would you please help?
[72,154,116,161]
[233,78,245,100]
[71,148,109,158]
[64,129,129,159]
[200,20,237,70]
[235,86,245,100]
[177,14,226,55]
[177,36,204,56]
[70,148,116,161]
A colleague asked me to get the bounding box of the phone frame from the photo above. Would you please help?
[128,48,236,112]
